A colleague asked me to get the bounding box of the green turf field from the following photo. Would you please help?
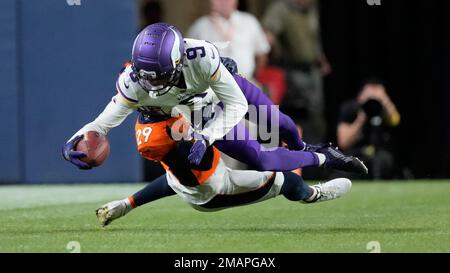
[0,181,449,253]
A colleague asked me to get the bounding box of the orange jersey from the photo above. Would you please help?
[135,115,185,161]
[135,114,221,186]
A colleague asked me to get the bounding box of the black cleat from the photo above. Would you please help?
[317,143,369,175]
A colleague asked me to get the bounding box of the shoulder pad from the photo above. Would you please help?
[116,65,139,104]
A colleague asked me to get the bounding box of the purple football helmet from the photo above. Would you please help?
[131,23,185,96]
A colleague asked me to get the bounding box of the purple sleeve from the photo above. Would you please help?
[232,74,305,150]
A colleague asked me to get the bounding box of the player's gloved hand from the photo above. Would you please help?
[62,135,92,170]
[187,132,209,165]
[220,57,238,74]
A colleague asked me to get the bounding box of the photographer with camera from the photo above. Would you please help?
[337,79,401,179]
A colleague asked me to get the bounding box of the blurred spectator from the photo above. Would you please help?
[188,0,270,170]
[337,79,401,179]
[188,0,270,80]
[262,0,331,143]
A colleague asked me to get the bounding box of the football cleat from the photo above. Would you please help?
[95,200,132,227]
[303,178,352,203]
[317,143,368,175]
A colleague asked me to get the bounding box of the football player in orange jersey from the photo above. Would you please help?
[96,114,352,227]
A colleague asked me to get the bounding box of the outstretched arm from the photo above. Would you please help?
[63,95,135,169]
[68,95,134,141]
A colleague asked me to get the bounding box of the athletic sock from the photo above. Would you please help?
[280,171,314,201]
[130,174,176,207]
[315,153,326,166]
[123,196,135,209]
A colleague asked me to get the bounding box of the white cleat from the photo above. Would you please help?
[95,200,132,227]
[303,178,352,203]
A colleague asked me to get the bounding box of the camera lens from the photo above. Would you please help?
[362,99,383,118]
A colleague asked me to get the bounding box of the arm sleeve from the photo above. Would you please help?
[68,95,134,142]
[202,63,248,144]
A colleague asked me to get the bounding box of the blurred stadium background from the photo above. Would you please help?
[1,0,449,184]
[0,0,449,252]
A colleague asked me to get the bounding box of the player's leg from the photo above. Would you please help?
[230,74,368,175]
[214,121,322,171]
[96,174,175,227]
[280,171,352,203]
[233,73,304,150]
[193,168,352,212]
[190,166,283,211]
[214,122,367,174]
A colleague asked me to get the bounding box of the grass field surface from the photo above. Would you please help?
[0,181,449,252]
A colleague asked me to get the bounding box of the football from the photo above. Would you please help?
[75,131,110,167]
